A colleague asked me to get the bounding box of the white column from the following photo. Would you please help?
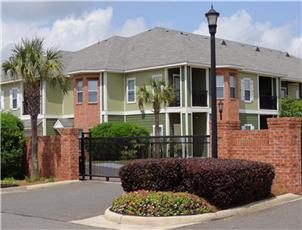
[99,72,103,123]
[206,112,210,157]
[180,66,183,107]
[42,80,47,136]
[103,72,108,122]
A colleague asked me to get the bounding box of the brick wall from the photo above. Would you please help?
[74,74,100,131]
[26,128,79,180]
[217,117,302,193]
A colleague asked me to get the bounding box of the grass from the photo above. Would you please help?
[1,176,56,188]
[0,177,18,188]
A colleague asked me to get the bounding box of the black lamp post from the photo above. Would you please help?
[205,5,219,159]
[218,99,223,121]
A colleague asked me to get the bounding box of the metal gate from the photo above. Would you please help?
[79,133,210,180]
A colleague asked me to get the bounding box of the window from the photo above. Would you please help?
[216,75,224,98]
[10,88,19,109]
[0,91,4,111]
[281,87,287,98]
[152,125,164,136]
[127,78,136,103]
[88,79,98,103]
[230,76,236,98]
[241,78,253,102]
[241,124,255,130]
[77,80,83,103]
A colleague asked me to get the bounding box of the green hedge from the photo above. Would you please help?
[280,97,302,117]
[89,122,149,160]
[1,113,25,179]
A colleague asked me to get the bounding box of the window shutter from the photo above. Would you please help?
[250,79,254,102]
[241,79,245,101]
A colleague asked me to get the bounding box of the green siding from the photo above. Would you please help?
[1,82,22,117]
[45,83,63,114]
[125,114,165,135]
[108,115,124,122]
[239,113,259,130]
[182,113,185,135]
[125,69,165,111]
[239,72,258,110]
[107,73,124,111]
[288,83,299,98]
[46,119,59,136]
[62,79,74,115]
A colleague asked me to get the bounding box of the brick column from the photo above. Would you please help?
[267,117,302,193]
[58,128,80,180]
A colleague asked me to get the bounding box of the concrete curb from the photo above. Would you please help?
[1,180,79,194]
[103,193,302,227]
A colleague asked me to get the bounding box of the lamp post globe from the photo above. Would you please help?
[205,5,219,158]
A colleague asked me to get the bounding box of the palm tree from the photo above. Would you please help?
[2,38,69,177]
[138,80,175,157]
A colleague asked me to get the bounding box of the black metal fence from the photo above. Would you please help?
[79,134,210,180]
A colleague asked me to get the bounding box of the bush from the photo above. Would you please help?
[1,112,25,179]
[89,122,149,160]
[280,97,302,117]
[111,190,211,216]
[120,158,275,209]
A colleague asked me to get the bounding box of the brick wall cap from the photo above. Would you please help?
[59,128,80,136]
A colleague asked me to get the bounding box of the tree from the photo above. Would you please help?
[2,38,69,177]
[137,80,175,157]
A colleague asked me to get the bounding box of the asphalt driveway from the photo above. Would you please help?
[1,180,123,229]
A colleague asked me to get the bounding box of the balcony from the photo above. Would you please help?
[192,90,207,107]
[260,95,277,110]
[169,90,180,107]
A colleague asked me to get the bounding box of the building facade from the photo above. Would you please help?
[1,27,301,148]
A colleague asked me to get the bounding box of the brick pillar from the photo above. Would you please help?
[267,117,302,193]
[58,128,80,180]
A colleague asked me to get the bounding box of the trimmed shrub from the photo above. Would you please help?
[111,190,211,216]
[1,112,25,179]
[280,97,302,117]
[119,158,275,209]
[89,122,149,160]
[120,158,187,192]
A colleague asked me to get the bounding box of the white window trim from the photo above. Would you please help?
[241,78,254,103]
[0,91,4,111]
[241,124,255,130]
[10,87,20,110]
[216,75,224,99]
[152,124,164,136]
[88,79,98,103]
[127,77,136,104]
[76,80,83,104]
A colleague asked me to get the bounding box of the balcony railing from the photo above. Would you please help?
[192,90,208,107]
[169,90,180,107]
[260,95,277,110]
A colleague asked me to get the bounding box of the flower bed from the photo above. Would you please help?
[110,190,211,217]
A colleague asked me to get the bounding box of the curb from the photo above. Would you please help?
[104,193,302,227]
[1,180,79,194]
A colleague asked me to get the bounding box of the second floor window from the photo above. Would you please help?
[88,79,98,103]
[10,88,19,109]
[241,78,253,102]
[77,80,83,103]
[216,75,224,98]
[230,76,236,98]
[127,78,136,103]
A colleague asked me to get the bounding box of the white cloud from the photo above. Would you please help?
[194,9,302,58]
[2,7,147,60]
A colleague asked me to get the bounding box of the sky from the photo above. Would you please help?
[1,1,302,60]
